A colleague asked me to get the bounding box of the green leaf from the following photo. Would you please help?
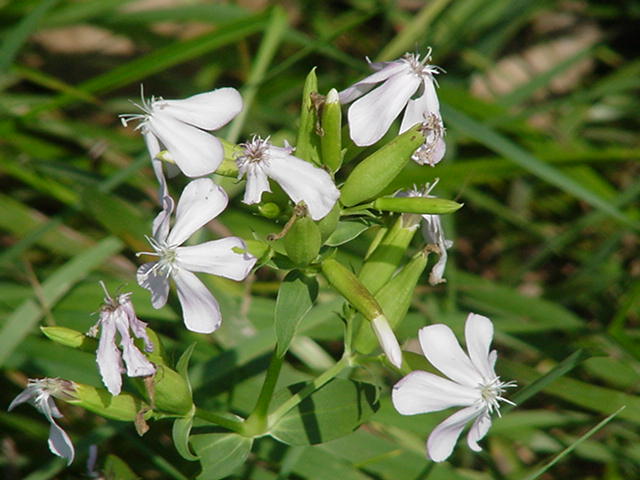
[0,236,124,367]
[103,454,140,480]
[295,67,322,165]
[325,221,371,247]
[172,407,199,461]
[270,378,379,445]
[190,433,253,480]
[275,271,318,357]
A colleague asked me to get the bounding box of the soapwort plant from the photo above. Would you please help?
[10,49,518,477]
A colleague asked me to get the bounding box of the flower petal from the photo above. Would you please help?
[338,61,408,104]
[467,411,492,452]
[167,178,228,246]
[242,164,271,205]
[347,72,421,146]
[47,420,75,465]
[427,404,484,462]
[8,385,38,411]
[173,268,222,334]
[96,312,124,395]
[418,325,483,387]
[465,313,496,380]
[266,152,340,220]
[137,262,169,309]
[399,78,440,134]
[176,237,256,280]
[392,370,478,415]
[122,297,154,352]
[371,315,403,368]
[114,310,155,378]
[156,88,243,131]
[147,111,223,177]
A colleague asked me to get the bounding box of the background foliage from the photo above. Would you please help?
[1,0,639,479]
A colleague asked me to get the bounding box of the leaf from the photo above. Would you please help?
[190,433,253,480]
[270,378,379,445]
[0,236,124,367]
[103,454,140,480]
[324,221,371,247]
[275,271,318,357]
[295,67,322,165]
[172,407,199,461]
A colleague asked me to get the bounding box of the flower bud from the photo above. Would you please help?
[258,202,281,219]
[373,196,462,215]
[358,216,419,294]
[354,249,429,356]
[284,215,321,266]
[340,124,425,207]
[295,68,321,165]
[69,383,147,422]
[320,88,342,172]
[41,326,97,352]
[150,365,193,415]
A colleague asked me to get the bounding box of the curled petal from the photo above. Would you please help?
[418,325,482,387]
[400,78,440,134]
[371,315,403,368]
[392,371,478,415]
[96,313,124,396]
[173,269,222,334]
[242,164,271,205]
[47,420,75,465]
[428,244,448,285]
[8,385,38,411]
[266,153,340,220]
[147,112,223,177]
[176,237,256,280]
[465,313,496,381]
[157,88,243,131]
[467,411,492,452]
[427,404,484,462]
[137,262,170,309]
[168,178,228,246]
[347,72,421,146]
[339,61,408,104]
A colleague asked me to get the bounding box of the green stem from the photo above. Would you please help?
[266,353,352,429]
[195,408,244,434]
[242,351,284,436]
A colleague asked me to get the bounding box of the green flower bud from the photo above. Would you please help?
[320,88,342,172]
[295,68,321,165]
[340,124,425,207]
[354,249,429,355]
[373,196,462,214]
[284,215,321,266]
[41,326,97,352]
[358,216,419,294]
[316,202,341,242]
[150,365,193,415]
[321,258,383,322]
[69,383,147,422]
[258,202,281,219]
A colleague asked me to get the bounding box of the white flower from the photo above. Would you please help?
[392,313,515,462]
[137,178,256,333]
[339,51,444,149]
[371,315,403,368]
[88,284,156,396]
[411,113,446,167]
[120,87,243,178]
[9,378,76,465]
[235,136,340,221]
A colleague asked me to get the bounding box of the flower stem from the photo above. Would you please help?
[241,351,284,437]
[195,408,244,434]
[266,353,352,430]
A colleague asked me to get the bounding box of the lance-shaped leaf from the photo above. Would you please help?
[191,433,253,480]
[275,271,319,357]
[270,378,379,445]
[295,68,322,165]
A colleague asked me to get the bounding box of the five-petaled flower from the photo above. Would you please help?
[235,135,340,221]
[88,283,156,396]
[120,87,243,178]
[9,378,77,465]
[392,313,515,462]
[339,51,444,155]
[137,177,257,334]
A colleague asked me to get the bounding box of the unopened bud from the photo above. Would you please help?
[69,383,147,422]
[284,215,321,266]
[373,196,462,215]
[258,202,281,219]
[340,124,424,207]
[151,365,193,415]
[320,88,342,172]
[371,315,402,368]
[41,326,97,352]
